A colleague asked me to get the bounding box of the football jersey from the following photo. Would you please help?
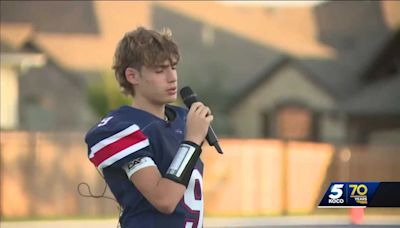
[85,104,204,228]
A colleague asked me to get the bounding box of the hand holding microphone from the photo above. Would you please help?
[180,87,223,154]
[164,88,222,188]
[185,102,213,146]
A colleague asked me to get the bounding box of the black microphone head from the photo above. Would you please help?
[180,86,198,108]
[180,86,194,98]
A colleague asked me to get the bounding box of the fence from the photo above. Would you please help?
[1,131,399,218]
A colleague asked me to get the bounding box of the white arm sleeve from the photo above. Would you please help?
[123,157,156,179]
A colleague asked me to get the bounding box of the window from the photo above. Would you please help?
[276,105,313,140]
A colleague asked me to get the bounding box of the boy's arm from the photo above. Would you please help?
[127,102,212,214]
[130,166,185,214]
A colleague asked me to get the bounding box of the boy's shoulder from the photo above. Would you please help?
[85,106,154,145]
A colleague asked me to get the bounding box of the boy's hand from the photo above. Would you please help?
[185,102,213,145]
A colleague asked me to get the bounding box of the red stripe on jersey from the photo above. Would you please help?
[90,130,147,167]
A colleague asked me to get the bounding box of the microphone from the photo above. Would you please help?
[180,86,223,154]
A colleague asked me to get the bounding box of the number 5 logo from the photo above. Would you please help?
[329,184,344,199]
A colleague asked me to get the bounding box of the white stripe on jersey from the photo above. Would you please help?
[89,124,140,159]
[123,157,156,179]
[97,139,150,171]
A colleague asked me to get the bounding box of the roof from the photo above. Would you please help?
[1,1,99,34]
[361,30,400,81]
[0,36,46,67]
[341,29,400,115]
[152,5,285,110]
[226,56,337,111]
[300,1,397,99]
[341,75,400,115]
[156,1,335,58]
[0,23,33,49]
[1,1,151,71]
[1,1,399,116]
[154,1,400,107]
[1,1,397,73]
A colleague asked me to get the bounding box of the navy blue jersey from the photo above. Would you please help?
[85,105,204,228]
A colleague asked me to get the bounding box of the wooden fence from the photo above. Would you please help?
[1,131,399,218]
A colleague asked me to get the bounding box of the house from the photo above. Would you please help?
[1,1,399,144]
[228,1,400,144]
[0,1,150,131]
[154,1,400,144]
[342,30,400,144]
[0,26,46,129]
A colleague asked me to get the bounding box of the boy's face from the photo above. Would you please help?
[135,59,178,105]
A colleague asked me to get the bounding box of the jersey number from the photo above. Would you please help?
[183,169,203,228]
[97,116,113,127]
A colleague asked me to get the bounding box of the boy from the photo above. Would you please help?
[85,27,212,228]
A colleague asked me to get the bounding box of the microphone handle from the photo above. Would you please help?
[181,87,223,154]
[206,126,223,154]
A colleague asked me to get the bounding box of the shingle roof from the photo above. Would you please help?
[340,29,400,115]
[1,1,399,116]
[156,1,335,58]
[301,1,396,99]
[341,75,400,115]
[152,5,285,110]
[155,1,400,103]
[1,1,99,34]
[1,2,151,71]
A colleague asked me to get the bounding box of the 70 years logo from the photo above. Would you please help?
[319,182,379,208]
[349,184,368,205]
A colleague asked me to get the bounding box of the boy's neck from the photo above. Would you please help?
[132,98,165,120]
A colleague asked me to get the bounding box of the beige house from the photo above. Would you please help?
[157,1,400,144]
[230,29,400,144]
[230,57,342,141]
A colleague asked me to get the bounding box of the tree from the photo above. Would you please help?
[87,71,131,118]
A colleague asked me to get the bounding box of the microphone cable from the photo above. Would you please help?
[77,171,122,228]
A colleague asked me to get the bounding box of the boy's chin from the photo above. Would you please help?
[167,96,177,102]
[163,97,177,104]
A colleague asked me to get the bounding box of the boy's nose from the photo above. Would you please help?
[166,69,177,82]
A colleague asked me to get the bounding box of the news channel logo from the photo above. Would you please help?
[318,182,379,208]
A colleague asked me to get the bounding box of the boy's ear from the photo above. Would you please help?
[125,67,140,85]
